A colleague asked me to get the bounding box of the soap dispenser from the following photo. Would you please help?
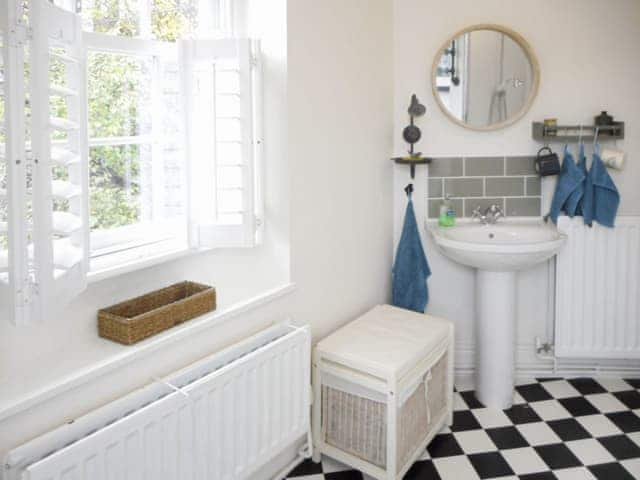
[438,196,456,227]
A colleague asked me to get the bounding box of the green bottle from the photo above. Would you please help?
[438,196,456,227]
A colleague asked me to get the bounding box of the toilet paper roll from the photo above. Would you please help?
[600,148,625,170]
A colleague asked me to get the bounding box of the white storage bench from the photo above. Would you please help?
[312,304,454,480]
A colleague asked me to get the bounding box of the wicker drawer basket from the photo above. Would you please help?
[98,281,216,345]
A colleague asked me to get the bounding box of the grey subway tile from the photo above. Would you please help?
[429,157,463,177]
[526,176,541,196]
[444,178,484,197]
[428,178,443,198]
[485,177,525,196]
[506,156,537,175]
[463,198,505,217]
[465,156,504,177]
[506,197,541,216]
[428,198,463,218]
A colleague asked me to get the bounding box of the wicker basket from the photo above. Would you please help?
[98,281,216,345]
[321,351,449,472]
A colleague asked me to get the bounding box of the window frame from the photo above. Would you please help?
[83,32,190,270]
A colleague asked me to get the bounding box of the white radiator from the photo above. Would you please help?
[555,216,640,359]
[4,323,311,480]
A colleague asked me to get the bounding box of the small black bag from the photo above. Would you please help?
[535,147,561,176]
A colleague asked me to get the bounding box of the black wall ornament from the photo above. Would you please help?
[392,94,432,180]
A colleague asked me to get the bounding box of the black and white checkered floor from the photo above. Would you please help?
[287,378,640,480]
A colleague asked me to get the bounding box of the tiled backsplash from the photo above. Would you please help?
[428,156,542,218]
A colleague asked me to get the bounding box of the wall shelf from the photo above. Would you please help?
[391,156,432,179]
[532,122,624,142]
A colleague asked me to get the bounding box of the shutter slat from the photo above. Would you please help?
[52,211,82,236]
[51,180,81,200]
[53,238,82,269]
[50,84,78,97]
[51,146,80,166]
[49,116,79,131]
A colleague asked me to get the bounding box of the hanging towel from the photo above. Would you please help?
[565,143,587,217]
[548,146,585,223]
[392,194,431,313]
[583,150,620,228]
[574,143,588,216]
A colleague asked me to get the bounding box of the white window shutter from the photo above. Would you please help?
[0,1,34,325]
[30,0,89,312]
[180,38,262,249]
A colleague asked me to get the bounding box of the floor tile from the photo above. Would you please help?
[320,457,352,473]
[427,433,464,458]
[575,414,622,438]
[467,451,515,478]
[540,381,581,400]
[459,391,484,409]
[557,397,599,417]
[485,426,529,450]
[450,410,482,431]
[517,383,554,403]
[453,392,468,411]
[595,378,634,393]
[517,422,562,446]
[623,378,640,389]
[505,404,543,425]
[620,457,640,478]
[568,378,607,396]
[287,475,325,480]
[432,455,480,479]
[529,400,572,421]
[453,430,497,454]
[324,471,363,480]
[472,407,513,429]
[547,418,592,441]
[614,390,640,410]
[553,466,596,479]
[534,444,582,470]
[289,459,323,476]
[403,460,441,480]
[588,462,635,480]
[629,431,640,447]
[598,434,640,460]
[585,393,628,413]
[519,472,557,480]
[606,411,640,433]
[501,447,548,475]
[564,439,615,465]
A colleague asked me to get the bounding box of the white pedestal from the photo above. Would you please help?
[475,270,517,410]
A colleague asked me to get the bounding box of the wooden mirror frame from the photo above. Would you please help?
[431,24,540,131]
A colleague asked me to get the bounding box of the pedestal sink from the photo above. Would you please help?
[428,219,567,409]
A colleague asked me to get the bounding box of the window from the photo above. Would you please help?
[84,36,187,270]
[1,0,263,323]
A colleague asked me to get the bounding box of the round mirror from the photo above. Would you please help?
[431,24,539,131]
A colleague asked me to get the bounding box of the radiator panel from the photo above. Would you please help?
[19,326,310,480]
[555,216,640,359]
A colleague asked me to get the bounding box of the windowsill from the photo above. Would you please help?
[0,282,296,422]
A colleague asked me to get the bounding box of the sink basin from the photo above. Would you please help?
[428,219,567,409]
[429,219,567,271]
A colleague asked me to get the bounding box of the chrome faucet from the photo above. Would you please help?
[471,204,504,224]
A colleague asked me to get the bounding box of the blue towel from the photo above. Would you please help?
[583,151,619,228]
[392,196,431,313]
[573,143,588,216]
[565,144,586,217]
[548,146,585,224]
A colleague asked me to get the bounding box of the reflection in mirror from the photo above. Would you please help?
[433,26,538,130]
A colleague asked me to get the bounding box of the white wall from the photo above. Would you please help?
[393,0,640,384]
[0,0,395,468]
